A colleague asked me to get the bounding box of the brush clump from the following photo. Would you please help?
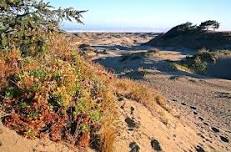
[0,33,117,151]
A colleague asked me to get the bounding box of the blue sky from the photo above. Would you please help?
[47,0,231,32]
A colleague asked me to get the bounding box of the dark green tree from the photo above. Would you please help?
[0,0,86,55]
[199,20,220,31]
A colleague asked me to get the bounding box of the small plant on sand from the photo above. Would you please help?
[171,50,218,74]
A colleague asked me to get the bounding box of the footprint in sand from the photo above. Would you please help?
[190,106,197,110]
[198,117,204,121]
[129,142,140,152]
[130,106,135,115]
[118,96,124,102]
[172,99,177,102]
[151,139,162,151]
[193,111,198,115]
[211,127,220,133]
[195,145,205,152]
[220,136,229,143]
[181,102,186,106]
[125,117,138,131]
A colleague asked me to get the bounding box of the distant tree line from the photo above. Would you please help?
[199,20,220,31]
[176,20,220,32]
[163,20,220,39]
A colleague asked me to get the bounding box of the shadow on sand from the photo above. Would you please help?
[94,54,205,80]
[93,44,194,55]
[207,57,231,80]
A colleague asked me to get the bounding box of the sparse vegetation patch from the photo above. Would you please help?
[171,50,231,74]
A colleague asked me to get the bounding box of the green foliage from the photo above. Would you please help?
[199,20,220,31]
[4,86,21,98]
[24,129,36,138]
[75,99,88,114]
[18,101,29,109]
[28,110,39,119]
[80,124,90,133]
[191,60,208,73]
[29,83,41,92]
[48,93,63,109]
[89,110,102,122]
[0,0,86,55]
[173,51,218,74]
[29,69,47,79]
[53,70,62,82]
[163,20,220,40]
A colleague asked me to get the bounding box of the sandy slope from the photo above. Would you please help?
[145,74,231,151]
[78,33,231,151]
[114,99,212,152]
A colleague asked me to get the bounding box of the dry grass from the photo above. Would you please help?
[114,78,156,103]
[113,78,169,112]
[111,77,173,127]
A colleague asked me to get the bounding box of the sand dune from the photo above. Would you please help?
[76,32,231,151]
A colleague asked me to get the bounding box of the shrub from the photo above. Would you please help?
[173,51,218,74]
[0,34,118,150]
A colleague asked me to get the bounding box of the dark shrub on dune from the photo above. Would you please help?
[146,21,231,50]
